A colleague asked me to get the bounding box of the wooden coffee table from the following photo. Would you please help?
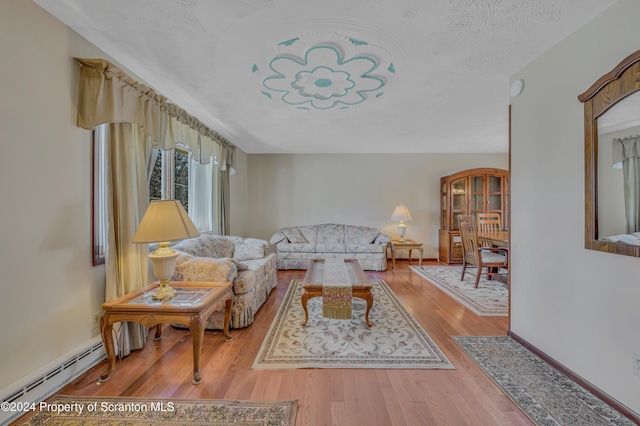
[99,281,233,385]
[301,259,373,327]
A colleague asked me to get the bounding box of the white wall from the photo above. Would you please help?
[510,0,640,413]
[230,149,249,236]
[246,153,508,258]
[0,1,109,389]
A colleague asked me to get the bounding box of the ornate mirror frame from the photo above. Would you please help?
[579,49,640,257]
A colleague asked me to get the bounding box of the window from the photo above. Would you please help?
[92,124,193,265]
[148,147,191,211]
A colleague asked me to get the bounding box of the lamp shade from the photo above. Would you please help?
[132,200,200,244]
[390,204,413,222]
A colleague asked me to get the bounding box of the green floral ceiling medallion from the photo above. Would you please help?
[253,32,396,110]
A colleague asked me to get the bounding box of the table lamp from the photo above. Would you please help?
[132,200,200,300]
[391,204,413,243]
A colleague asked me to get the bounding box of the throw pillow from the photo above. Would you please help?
[233,243,267,261]
[283,228,308,244]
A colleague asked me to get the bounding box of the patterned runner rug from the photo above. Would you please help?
[410,265,508,316]
[13,395,297,425]
[252,280,454,370]
[453,336,635,426]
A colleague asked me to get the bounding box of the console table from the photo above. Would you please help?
[388,239,424,269]
[99,281,233,385]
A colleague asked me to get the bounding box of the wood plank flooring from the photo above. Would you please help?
[50,261,532,425]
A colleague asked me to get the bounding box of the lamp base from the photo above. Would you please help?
[153,280,177,300]
[397,222,407,243]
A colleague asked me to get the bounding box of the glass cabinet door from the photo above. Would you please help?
[451,178,466,229]
[487,174,503,212]
[469,175,484,223]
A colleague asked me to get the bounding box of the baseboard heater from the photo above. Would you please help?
[0,336,106,425]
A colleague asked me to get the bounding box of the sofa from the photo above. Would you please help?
[270,224,391,271]
[170,234,277,330]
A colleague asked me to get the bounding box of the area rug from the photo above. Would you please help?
[252,279,454,370]
[453,336,635,426]
[410,265,508,316]
[13,395,297,426]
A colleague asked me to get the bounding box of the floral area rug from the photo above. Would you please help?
[13,395,297,425]
[252,279,454,370]
[453,336,635,426]
[410,265,508,316]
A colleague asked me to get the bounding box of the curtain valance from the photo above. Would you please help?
[613,135,640,168]
[75,58,234,168]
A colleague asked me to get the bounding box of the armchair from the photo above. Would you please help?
[458,215,508,288]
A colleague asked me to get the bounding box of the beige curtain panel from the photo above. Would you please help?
[75,58,234,169]
[612,135,640,165]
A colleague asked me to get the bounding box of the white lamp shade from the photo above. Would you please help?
[132,200,200,244]
[390,204,413,222]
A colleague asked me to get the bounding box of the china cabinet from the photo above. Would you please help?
[438,168,509,264]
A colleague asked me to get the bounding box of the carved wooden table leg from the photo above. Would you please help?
[189,314,205,385]
[99,314,115,382]
[301,288,310,326]
[363,290,374,327]
[154,323,162,340]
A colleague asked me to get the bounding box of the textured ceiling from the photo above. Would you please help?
[33,0,616,154]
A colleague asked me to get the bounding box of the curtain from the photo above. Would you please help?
[104,123,153,357]
[75,58,235,170]
[189,158,214,232]
[612,135,640,232]
[219,168,230,235]
[188,157,230,235]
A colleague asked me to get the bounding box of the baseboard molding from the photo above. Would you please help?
[0,336,106,425]
[508,330,640,425]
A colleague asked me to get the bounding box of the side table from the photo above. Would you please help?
[388,239,424,269]
[100,281,233,385]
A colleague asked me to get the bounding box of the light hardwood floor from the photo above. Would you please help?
[50,261,532,425]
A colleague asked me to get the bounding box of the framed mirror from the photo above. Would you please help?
[579,49,640,257]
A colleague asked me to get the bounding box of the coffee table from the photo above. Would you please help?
[99,281,233,385]
[301,259,373,327]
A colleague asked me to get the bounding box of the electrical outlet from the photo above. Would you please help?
[633,353,640,377]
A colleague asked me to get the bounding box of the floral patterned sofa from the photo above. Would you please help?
[170,234,277,329]
[270,224,391,271]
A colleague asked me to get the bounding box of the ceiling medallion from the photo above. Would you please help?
[253,32,396,110]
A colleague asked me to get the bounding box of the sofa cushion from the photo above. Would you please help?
[346,244,386,253]
[173,235,234,258]
[298,225,318,244]
[315,244,347,253]
[233,238,269,261]
[278,243,316,253]
[173,256,237,282]
[344,226,380,244]
[283,227,308,243]
[317,224,344,244]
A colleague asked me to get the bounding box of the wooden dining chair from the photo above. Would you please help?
[477,213,501,233]
[458,215,508,288]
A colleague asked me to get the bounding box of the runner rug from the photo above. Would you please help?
[410,265,508,316]
[13,395,297,426]
[252,279,454,370]
[453,336,635,426]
